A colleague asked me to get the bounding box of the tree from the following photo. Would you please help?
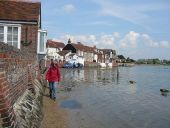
[153,58,160,64]
[117,55,125,59]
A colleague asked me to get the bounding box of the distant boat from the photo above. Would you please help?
[99,63,113,68]
[107,63,113,68]
[99,63,106,68]
[118,63,135,67]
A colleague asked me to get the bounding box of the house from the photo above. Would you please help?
[100,49,117,63]
[97,49,117,67]
[67,53,78,62]
[0,1,47,127]
[46,39,65,60]
[63,39,97,64]
[0,0,47,60]
[101,49,117,67]
[58,50,71,62]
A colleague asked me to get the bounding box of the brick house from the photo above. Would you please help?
[0,0,47,60]
[0,0,47,127]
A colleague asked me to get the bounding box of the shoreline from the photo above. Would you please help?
[40,86,69,128]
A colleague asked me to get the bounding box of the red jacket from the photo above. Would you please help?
[45,66,61,82]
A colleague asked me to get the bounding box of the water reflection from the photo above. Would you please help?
[60,100,82,109]
[161,92,169,97]
[59,66,170,128]
[61,67,120,88]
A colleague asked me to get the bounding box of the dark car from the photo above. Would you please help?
[77,63,83,68]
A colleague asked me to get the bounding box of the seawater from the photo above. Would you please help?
[59,65,170,128]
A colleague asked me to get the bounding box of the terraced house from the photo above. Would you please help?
[46,38,117,67]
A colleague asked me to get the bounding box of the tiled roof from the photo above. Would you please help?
[0,0,41,22]
[47,40,65,48]
[72,43,84,51]
[71,42,96,53]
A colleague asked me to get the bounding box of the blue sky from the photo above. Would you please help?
[39,0,170,60]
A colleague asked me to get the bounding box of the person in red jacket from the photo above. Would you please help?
[46,60,61,100]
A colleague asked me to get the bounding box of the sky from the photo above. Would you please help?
[39,0,170,60]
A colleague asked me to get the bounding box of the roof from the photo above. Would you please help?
[0,0,41,22]
[69,53,77,57]
[58,50,70,56]
[71,42,96,53]
[72,43,84,51]
[47,40,65,48]
[99,49,116,55]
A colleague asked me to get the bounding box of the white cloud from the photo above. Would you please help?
[142,34,159,48]
[100,34,114,45]
[120,31,139,48]
[113,32,120,38]
[57,34,96,46]
[160,41,170,48]
[55,33,116,49]
[63,4,75,13]
[53,31,170,52]
[120,42,127,48]
[141,34,170,48]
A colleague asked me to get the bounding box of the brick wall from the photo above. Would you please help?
[0,42,39,127]
[21,24,38,54]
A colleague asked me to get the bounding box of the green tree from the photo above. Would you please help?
[117,55,125,59]
[153,58,160,64]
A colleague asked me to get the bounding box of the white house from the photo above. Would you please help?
[46,40,65,60]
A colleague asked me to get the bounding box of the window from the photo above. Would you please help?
[0,26,4,42]
[0,24,21,49]
[7,27,18,48]
[37,30,47,54]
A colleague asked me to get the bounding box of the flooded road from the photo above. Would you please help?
[57,65,170,128]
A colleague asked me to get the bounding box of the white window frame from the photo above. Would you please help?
[37,29,47,54]
[0,23,21,49]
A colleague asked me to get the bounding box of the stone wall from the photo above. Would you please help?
[0,42,44,128]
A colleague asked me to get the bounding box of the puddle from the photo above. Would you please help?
[60,100,82,109]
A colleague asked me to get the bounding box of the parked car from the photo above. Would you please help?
[63,63,74,68]
[63,62,83,68]
[77,63,83,68]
